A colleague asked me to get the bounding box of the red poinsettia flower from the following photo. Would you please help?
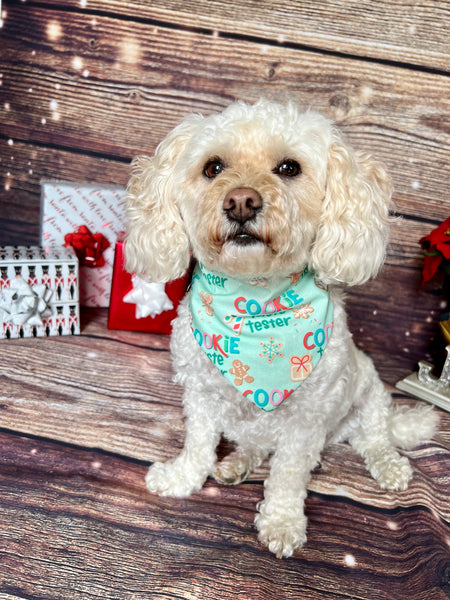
[420,216,450,285]
[64,225,110,268]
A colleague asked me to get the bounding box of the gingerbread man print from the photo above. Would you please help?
[200,291,214,316]
[229,359,254,386]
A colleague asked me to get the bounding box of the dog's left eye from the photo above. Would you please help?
[203,159,225,179]
[274,159,302,178]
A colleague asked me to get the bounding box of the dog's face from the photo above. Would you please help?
[126,99,392,285]
[174,104,329,278]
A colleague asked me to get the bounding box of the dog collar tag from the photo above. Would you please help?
[189,263,334,411]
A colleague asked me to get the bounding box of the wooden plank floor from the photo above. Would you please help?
[1,309,449,600]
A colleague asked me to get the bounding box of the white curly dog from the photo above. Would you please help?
[125,99,437,558]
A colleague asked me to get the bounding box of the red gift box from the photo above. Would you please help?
[107,240,190,334]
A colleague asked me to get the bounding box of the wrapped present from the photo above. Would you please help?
[289,354,313,382]
[108,239,190,334]
[40,180,126,307]
[0,246,80,339]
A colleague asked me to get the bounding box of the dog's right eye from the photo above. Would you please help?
[274,159,302,178]
[203,159,225,179]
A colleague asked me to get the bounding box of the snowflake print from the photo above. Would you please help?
[293,301,314,320]
[259,337,284,363]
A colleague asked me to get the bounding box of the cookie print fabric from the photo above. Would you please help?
[189,263,334,412]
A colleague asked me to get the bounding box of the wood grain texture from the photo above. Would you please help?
[0,426,449,599]
[0,5,449,219]
[23,0,450,71]
[0,140,130,245]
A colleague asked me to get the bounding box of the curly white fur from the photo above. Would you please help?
[125,99,438,558]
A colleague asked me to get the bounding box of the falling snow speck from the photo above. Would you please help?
[47,21,62,41]
[72,56,83,70]
[344,554,356,567]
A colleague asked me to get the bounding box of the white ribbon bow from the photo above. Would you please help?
[0,277,53,326]
[123,274,173,319]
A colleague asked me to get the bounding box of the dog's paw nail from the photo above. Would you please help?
[256,508,307,558]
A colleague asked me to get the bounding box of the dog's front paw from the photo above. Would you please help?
[366,451,413,491]
[255,503,307,558]
[145,460,205,498]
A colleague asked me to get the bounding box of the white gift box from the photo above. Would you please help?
[40,180,126,307]
[0,246,80,339]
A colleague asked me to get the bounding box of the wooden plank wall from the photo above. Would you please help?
[0,0,449,381]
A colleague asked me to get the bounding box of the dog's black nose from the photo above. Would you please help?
[223,188,262,223]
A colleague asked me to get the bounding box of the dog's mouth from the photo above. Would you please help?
[225,224,265,247]
[229,231,263,246]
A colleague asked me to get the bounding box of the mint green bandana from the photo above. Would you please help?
[189,263,334,412]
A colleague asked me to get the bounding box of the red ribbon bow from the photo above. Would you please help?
[64,225,110,268]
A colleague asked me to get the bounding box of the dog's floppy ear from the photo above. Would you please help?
[310,132,393,286]
[125,114,202,282]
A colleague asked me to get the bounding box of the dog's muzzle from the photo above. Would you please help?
[223,187,263,245]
